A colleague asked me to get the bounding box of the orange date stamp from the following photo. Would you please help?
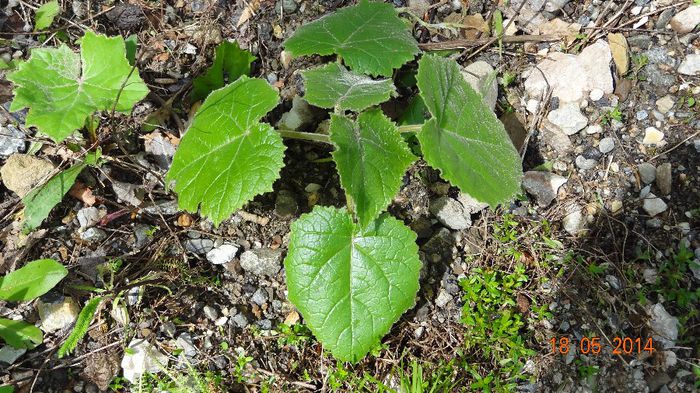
[549,337,655,356]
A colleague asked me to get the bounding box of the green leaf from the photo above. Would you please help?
[167,77,285,225]
[7,31,149,142]
[416,55,521,207]
[58,296,102,358]
[0,386,14,393]
[284,0,419,77]
[0,259,67,302]
[285,206,421,363]
[398,95,427,126]
[124,34,138,66]
[23,151,101,231]
[191,41,256,102]
[0,318,43,349]
[330,110,414,228]
[35,1,59,31]
[302,63,396,112]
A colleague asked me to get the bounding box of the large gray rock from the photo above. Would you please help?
[648,303,678,342]
[239,248,282,277]
[430,196,471,230]
[206,243,239,265]
[462,61,498,112]
[678,54,700,76]
[638,163,656,184]
[670,5,700,34]
[0,154,55,197]
[643,193,668,216]
[524,40,613,103]
[522,171,567,207]
[0,125,26,157]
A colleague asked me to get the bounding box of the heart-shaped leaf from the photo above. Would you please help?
[191,40,256,102]
[167,76,285,225]
[0,259,67,302]
[285,206,421,363]
[303,63,396,112]
[0,318,43,349]
[284,0,419,77]
[7,31,148,142]
[330,110,414,227]
[416,55,522,207]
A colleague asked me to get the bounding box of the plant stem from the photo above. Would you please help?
[398,124,422,134]
[277,128,332,144]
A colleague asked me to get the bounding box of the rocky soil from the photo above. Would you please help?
[0,0,698,392]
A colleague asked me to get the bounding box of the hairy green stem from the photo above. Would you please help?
[398,124,422,134]
[278,128,332,144]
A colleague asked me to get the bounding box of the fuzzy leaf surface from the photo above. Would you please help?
[191,41,256,102]
[416,55,521,207]
[285,206,421,363]
[284,0,419,76]
[167,77,284,225]
[7,31,148,142]
[23,151,100,231]
[0,318,43,349]
[0,259,67,302]
[58,296,102,358]
[330,110,414,227]
[303,63,396,112]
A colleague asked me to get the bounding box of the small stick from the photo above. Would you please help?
[419,34,562,51]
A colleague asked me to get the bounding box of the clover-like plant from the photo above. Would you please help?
[168,0,522,362]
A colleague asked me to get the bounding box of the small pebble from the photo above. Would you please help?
[598,137,615,154]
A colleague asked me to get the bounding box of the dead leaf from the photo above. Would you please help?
[536,18,581,45]
[284,310,300,326]
[176,213,193,227]
[608,33,629,76]
[237,0,261,27]
[69,181,97,206]
[461,14,490,39]
[516,293,530,314]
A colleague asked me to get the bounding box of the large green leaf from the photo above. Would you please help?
[303,63,396,112]
[58,296,102,358]
[330,110,414,228]
[23,151,101,231]
[191,41,256,102]
[0,259,67,302]
[284,0,419,77]
[167,77,285,225]
[285,206,421,363]
[0,318,43,349]
[416,55,521,207]
[7,31,149,142]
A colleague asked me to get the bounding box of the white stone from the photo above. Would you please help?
[586,124,602,134]
[563,208,585,235]
[656,95,675,114]
[643,127,665,145]
[435,289,453,308]
[678,54,700,76]
[276,96,314,131]
[524,40,613,103]
[526,99,540,114]
[239,248,282,277]
[547,104,588,135]
[462,61,498,112]
[37,297,80,333]
[121,339,169,383]
[77,207,101,230]
[648,303,678,341]
[598,137,615,154]
[206,243,239,265]
[643,193,668,216]
[670,5,700,34]
[643,268,658,284]
[0,125,26,157]
[589,89,604,101]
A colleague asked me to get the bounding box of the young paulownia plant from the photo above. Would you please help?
[168,0,522,362]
